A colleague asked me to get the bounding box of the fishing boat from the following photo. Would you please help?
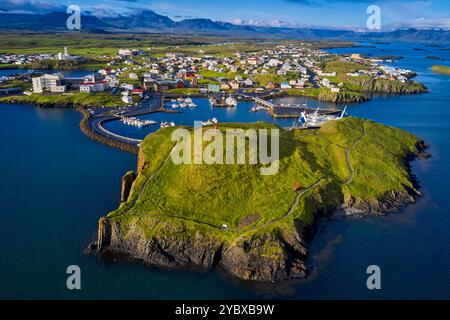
[250,105,261,112]
[225,95,237,107]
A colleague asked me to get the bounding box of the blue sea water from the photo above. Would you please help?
[1,41,450,299]
[0,69,93,78]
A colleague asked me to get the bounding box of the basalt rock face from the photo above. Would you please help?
[221,230,307,282]
[343,76,428,94]
[344,186,419,215]
[96,216,308,282]
[121,171,136,203]
[97,217,222,268]
[318,90,368,103]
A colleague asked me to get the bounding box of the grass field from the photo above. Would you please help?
[0,92,125,107]
[108,118,421,240]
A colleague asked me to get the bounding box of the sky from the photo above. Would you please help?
[1,0,450,30]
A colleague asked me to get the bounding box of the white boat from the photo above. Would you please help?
[120,116,157,128]
[250,105,260,112]
[201,118,219,126]
[299,106,347,128]
[171,103,179,108]
[179,102,188,108]
[160,121,176,128]
[177,97,184,102]
[185,97,193,104]
[188,102,197,108]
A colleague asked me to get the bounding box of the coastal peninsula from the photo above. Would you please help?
[93,117,427,282]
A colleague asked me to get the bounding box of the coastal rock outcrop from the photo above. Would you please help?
[96,216,308,281]
[121,171,136,203]
[342,76,428,94]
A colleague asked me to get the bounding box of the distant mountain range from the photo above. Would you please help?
[0,10,449,43]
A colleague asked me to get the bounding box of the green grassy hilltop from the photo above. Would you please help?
[432,65,450,75]
[98,117,424,282]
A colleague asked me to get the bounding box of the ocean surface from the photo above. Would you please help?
[1,41,449,299]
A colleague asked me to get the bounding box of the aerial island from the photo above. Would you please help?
[94,118,426,282]
[0,34,429,282]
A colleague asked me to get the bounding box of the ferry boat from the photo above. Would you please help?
[299,106,347,128]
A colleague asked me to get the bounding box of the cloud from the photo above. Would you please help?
[387,17,450,30]
[0,0,65,14]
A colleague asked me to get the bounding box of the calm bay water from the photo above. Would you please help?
[1,42,450,299]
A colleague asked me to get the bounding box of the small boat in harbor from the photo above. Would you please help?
[185,97,193,104]
[120,116,157,128]
[160,121,176,128]
[202,117,219,126]
[177,97,184,102]
[250,105,261,112]
[171,103,179,108]
[188,102,197,108]
[179,102,188,108]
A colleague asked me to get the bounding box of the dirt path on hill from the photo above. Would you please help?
[125,122,366,232]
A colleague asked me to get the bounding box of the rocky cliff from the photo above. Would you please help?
[342,76,428,94]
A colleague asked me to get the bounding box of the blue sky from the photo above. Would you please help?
[2,0,450,30]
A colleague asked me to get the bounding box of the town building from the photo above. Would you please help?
[32,74,66,93]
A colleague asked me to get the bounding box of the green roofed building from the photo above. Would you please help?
[208,84,220,93]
